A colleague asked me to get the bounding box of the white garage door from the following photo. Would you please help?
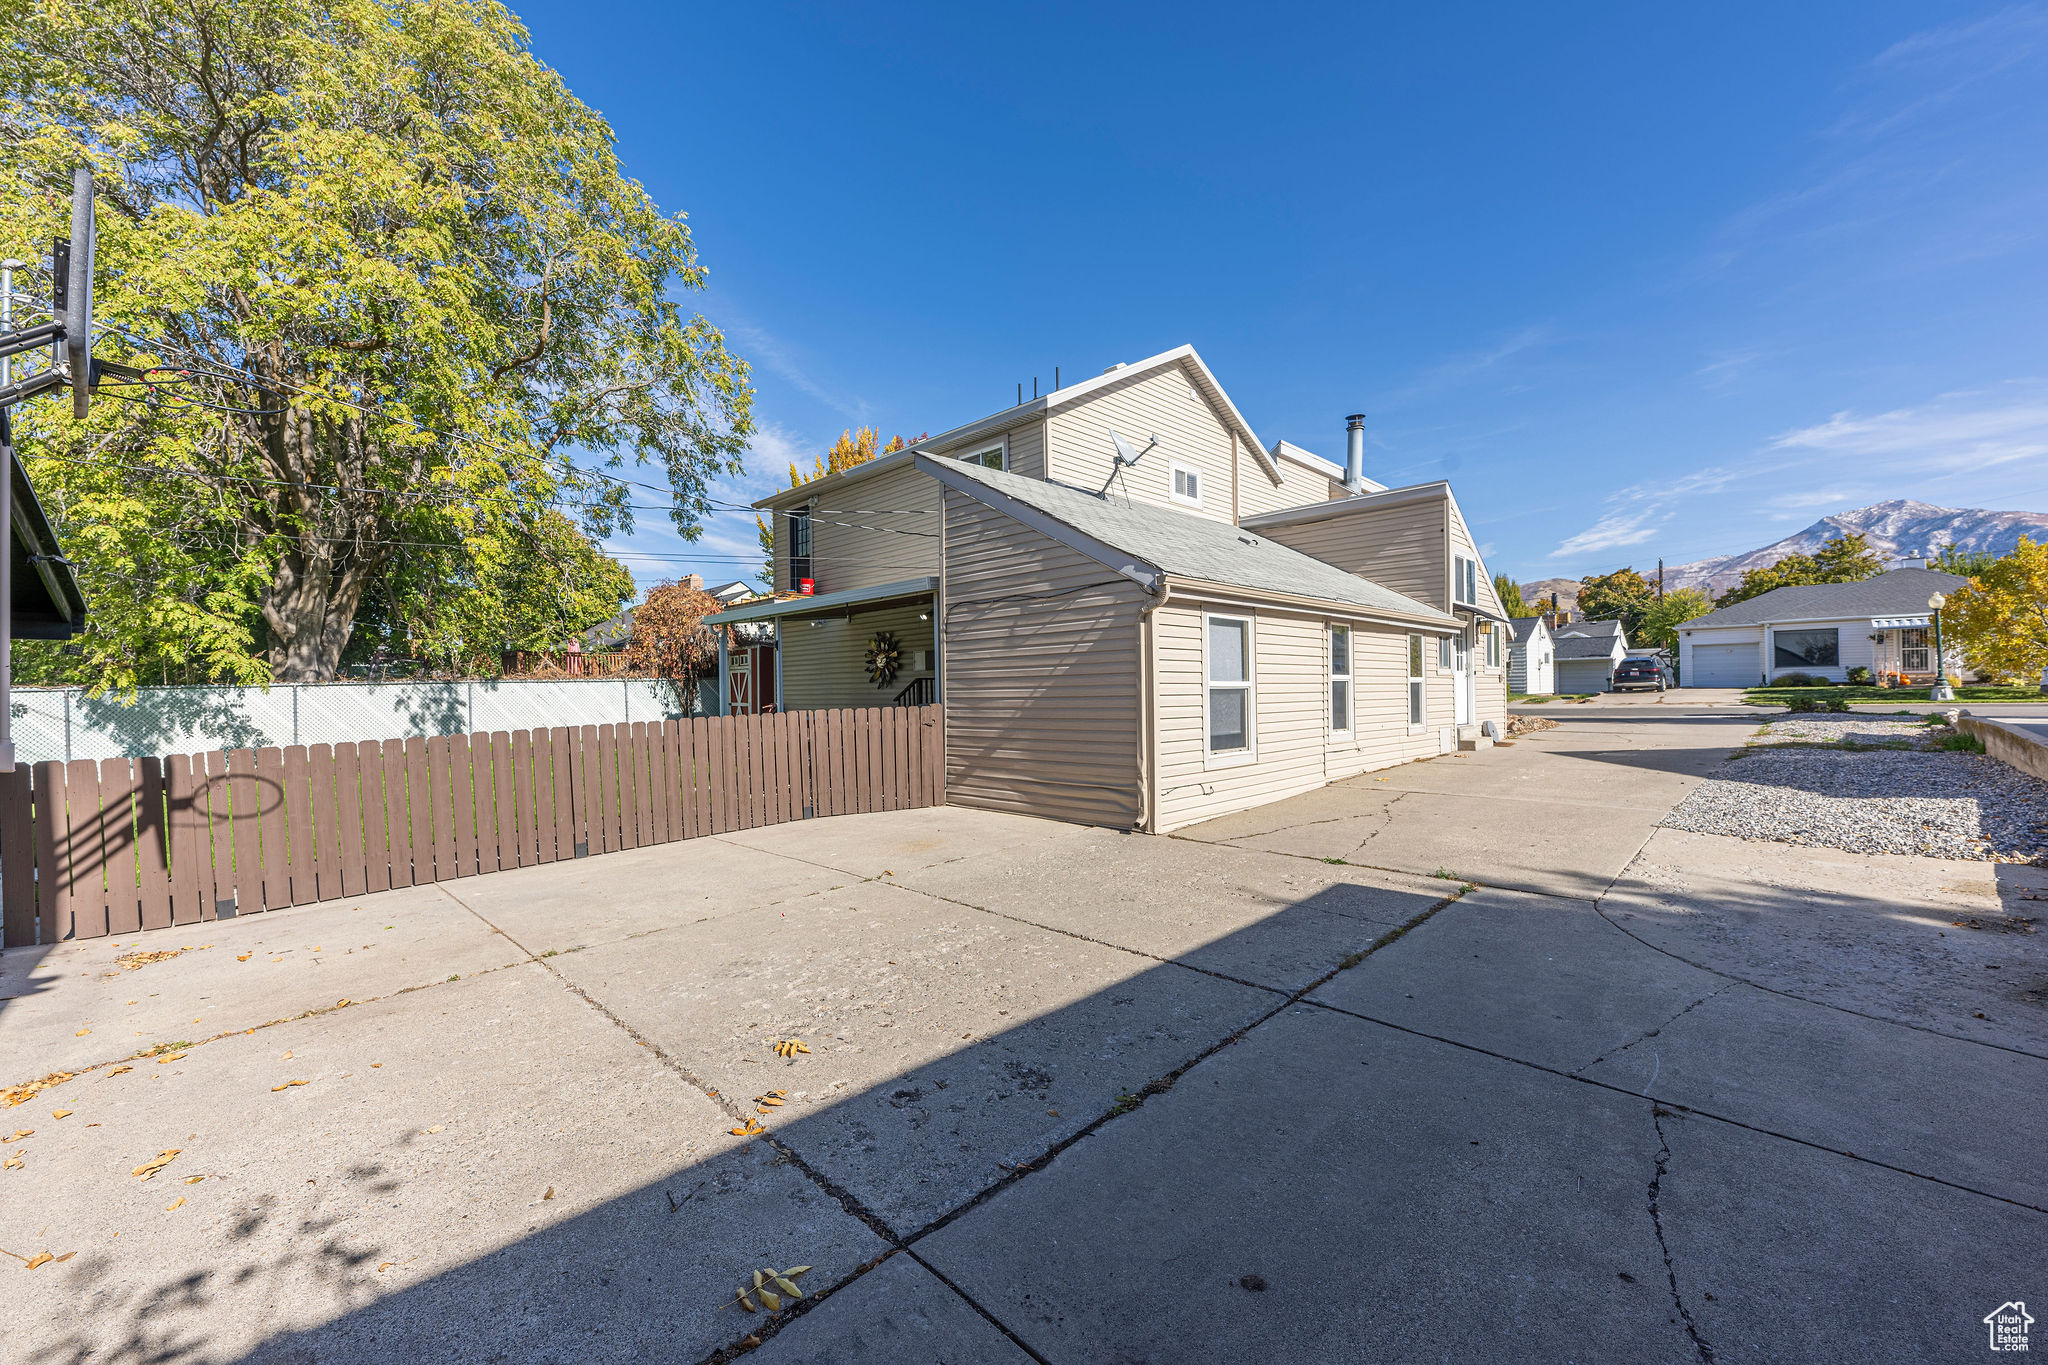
[1688,643,1758,688]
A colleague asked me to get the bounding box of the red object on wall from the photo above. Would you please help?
[797,578,815,595]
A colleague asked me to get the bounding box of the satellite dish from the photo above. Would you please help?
[65,168,94,419]
[1110,429,1159,467]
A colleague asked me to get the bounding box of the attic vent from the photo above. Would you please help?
[1237,534,1258,546]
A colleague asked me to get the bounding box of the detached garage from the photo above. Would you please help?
[1550,619,1627,693]
[1686,642,1759,688]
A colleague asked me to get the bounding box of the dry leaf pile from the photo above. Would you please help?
[109,947,198,975]
[733,1265,811,1314]
[728,1117,764,1138]
[754,1091,786,1113]
[2,1073,75,1108]
[771,1039,811,1059]
[3,1152,22,1171]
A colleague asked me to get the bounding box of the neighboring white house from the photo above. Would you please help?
[1676,567,1968,688]
[1551,618,1628,693]
[1507,616,1554,695]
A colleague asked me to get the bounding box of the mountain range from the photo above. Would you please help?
[1520,499,2048,609]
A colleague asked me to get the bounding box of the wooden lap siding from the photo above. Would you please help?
[941,491,1148,827]
[0,709,940,946]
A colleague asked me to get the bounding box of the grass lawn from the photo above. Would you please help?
[1742,683,2048,707]
[1509,693,1595,704]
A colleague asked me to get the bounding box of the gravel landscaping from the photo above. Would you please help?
[1661,746,2048,862]
[1751,714,1934,747]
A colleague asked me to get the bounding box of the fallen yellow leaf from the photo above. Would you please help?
[24,1251,51,1270]
[183,1175,203,1184]
[280,1051,293,1061]
[270,1080,309,1092]
[3,1152,22,1170]
[50,1110,70,1120]
[423,1125,443,1134]
[541,1186,554,1200]
[4,1130,31,1142]
[164,1197,185,1212]
[131,1149,181,1179]
[154,1054,185,1065]
[107,1066,132,1077]
[236,954,250,962]
[75,1028,90,1037]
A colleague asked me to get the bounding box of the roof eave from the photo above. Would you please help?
[1161,576,1460,630]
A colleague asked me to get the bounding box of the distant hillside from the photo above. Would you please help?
[1663,499,2048,595]
[1518,577,1581,613]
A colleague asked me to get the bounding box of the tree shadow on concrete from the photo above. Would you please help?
[16,877,1451,1365]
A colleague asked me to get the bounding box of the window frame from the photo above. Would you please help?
[1407,633,1428,729]
[1485,622,1502,668]
[1452,554,1474,606]
[1329,624,1352,736]
[1203,611,1257,767]
[959,436,1008,472]
[785,509,813,588]
[1772,626,1840,670]
[1169,461,1203,507]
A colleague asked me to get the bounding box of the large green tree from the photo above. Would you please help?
[1577,567,1656,638]
[1,0,752,688]
[1945,537,2048,685]
[1714,534,1885,608]
[1492,572,1537,618]
[1635,587,1714,655]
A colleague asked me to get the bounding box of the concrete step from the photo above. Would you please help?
[1455,725,1493,752]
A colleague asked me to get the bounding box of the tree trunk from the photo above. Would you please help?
[256,398,384,681]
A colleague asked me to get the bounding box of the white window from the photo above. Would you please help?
[1170,463,1202,506]
[1206,614,1254,762]
[961,440,1006,471]
[1407,634,1426,726]
[1485,623,1501,668]
[1453,555,1479,606]
[1329,626,1352,734]
[1438,635,1452,670]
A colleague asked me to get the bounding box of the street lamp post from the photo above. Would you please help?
[1928,594,1955,702]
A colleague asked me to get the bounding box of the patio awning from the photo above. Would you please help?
[1870,616,1931,629]
[704,576,937,626]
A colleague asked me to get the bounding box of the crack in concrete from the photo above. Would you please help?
[1302,992,2048,1215]
[1648,1108,1717,1363]
[1572,983,1739,1078]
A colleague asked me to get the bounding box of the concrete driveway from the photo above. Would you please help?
[2,704,2042,1364]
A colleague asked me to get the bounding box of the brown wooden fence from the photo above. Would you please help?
[0,705,943,947]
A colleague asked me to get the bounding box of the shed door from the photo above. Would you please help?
[1688,643,1758,688]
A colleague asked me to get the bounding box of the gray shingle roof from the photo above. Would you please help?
[929,459,1458,626]
[1508,617,1546,645]
[1551,618,1627,660]
[1681,568,1969,628]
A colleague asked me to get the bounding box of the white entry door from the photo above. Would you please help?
[1454,630,1475,725]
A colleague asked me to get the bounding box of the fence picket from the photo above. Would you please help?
[531,730,557,864]
[1,766,35,947]
[547,727,574,862]
[404,738,431,885]
[629,722,653,849]
[61,758,105,938]
[255,748,289,909]
[361,742,393,895]
[100,757,143,936]
[688,718,711,838]
[34,762,65,940]
[511,730,536,868]
[166,755,206,922]
[334,743,366,897]
[283,747,316,905]
[449,735,479,877]
[490,732,516,874]
[657,721,680,843]
[576,725,600,857]
[309,744,342,899]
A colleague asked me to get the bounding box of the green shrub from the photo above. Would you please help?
[1936,731,1987,753]
[1786,695,1851,714]
[1773,672,1825,687]
[1846,666,1872,684]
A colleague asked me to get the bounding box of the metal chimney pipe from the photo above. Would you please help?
[1343,414,1366,492]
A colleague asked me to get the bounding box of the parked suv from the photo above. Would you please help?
[1613,657,1670,692]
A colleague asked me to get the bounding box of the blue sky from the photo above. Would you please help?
[517,1,2048,590]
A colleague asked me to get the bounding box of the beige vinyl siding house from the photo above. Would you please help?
[1151,601,1455,832]
[1045,358,1284,524]
[716,343,1512,833]
[941,492,1150,827]
[778,598,935,712]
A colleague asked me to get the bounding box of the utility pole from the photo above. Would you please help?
[1657,557,1664,602]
